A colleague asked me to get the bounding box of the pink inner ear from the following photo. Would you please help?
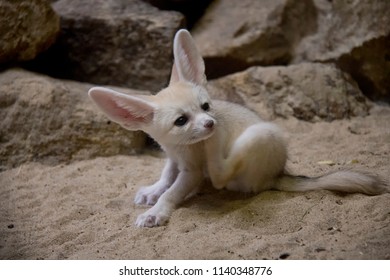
[89,88,154,127]
[107,97,149,123]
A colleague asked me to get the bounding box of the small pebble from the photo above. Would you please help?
[317,160,335,166]
[315,247,326,252]
[279,253,290,259]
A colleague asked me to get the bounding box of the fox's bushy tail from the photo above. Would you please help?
[275,170,388,195]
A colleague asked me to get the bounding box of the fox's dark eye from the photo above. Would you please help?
[174,115,188,127]
[201,102,210,111]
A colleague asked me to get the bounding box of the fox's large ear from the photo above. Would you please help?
[171,29,206,86]
[88,87,155,130]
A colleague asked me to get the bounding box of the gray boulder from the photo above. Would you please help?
[0,0,59,63]
[193,0,390,101]
[208,63,371,121]
[29,0,184,92]
[293,0,390,101]
[192,0,317,78]
[0,69,147,170]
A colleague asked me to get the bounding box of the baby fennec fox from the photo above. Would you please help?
[89,29,386,227]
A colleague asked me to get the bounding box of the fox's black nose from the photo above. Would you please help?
[204,120,214,129]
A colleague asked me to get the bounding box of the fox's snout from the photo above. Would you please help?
[204,120,214,129]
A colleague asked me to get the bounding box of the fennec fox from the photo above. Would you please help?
[88,29,387,227]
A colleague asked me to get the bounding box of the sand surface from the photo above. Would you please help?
[1,105,389,260]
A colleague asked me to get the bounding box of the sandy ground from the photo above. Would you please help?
[1,105,389,260]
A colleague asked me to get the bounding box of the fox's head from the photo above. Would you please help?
[88,29,216,146]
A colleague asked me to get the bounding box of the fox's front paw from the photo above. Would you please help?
[134,185,166,205]
[135,210,169,227]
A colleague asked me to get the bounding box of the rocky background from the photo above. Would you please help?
[1,0,390,261]
[1,0,389,170]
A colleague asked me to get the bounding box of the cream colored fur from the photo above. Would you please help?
[88,29,387,227]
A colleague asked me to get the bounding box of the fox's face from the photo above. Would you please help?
[89,29,214,146]
[149,82,216,145]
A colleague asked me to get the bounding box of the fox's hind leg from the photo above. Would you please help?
[206,122,287,192]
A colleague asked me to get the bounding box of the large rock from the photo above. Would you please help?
[192,0,317,79]
[335,36,390,102]
[293,0,390,101]
[0,69,147,170]
[293,0,390,62]
[144,0,213,28]
[0,0,59,63]
[192,0,390,102]
[27,0,184,92]
[207,63,371,121]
